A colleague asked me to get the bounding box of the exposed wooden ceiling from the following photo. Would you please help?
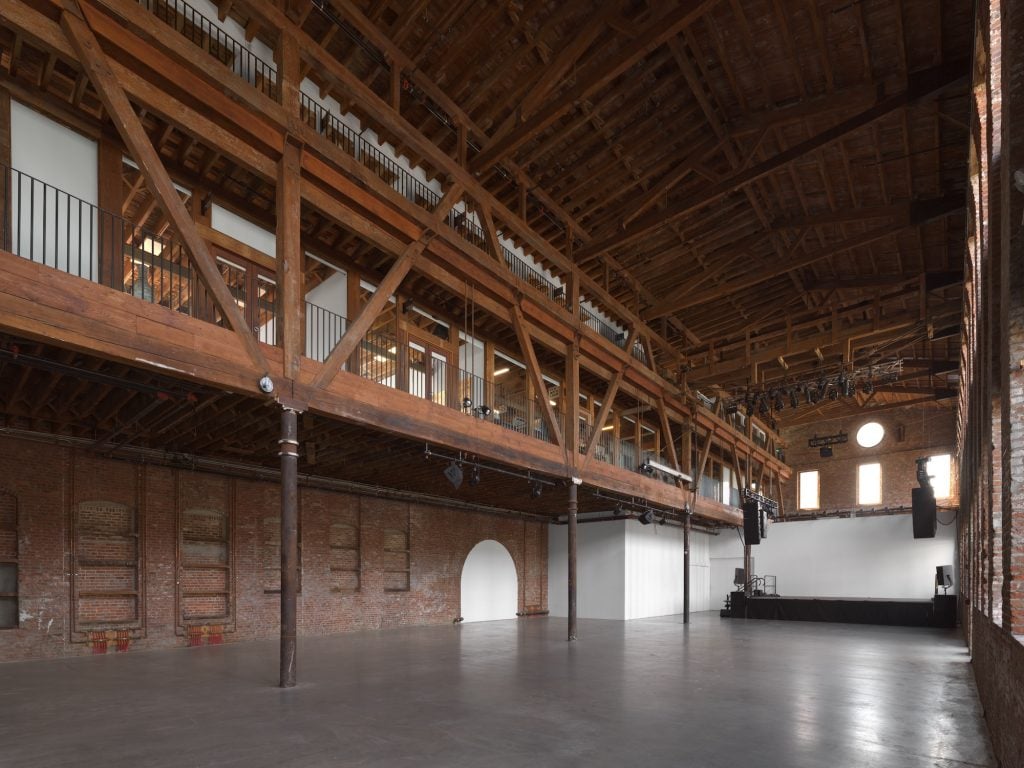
[0,0,970,430]
[283,0,970,414]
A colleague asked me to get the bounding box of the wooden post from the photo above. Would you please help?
[97,135,122,287]
[276,140,303,380]
[279,406,299,688]
[568,478,579,641]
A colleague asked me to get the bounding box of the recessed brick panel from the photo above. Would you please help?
[0,435,548,661]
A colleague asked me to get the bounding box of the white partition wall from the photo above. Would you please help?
[708,514,956,600]
[548,521,627,619]
[549,521,712,620]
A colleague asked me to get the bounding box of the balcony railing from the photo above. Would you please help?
[0,164,278,343]
[138,0,277,99]
[135,0,638,348]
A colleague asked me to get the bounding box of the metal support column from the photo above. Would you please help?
[279,407,299,688]
[568,478,580,641]
[683,509,691,623]
[743,544,752,596]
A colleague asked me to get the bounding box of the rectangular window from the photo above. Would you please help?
[798,471,819,510]
[926,454,952,499]
[858,463,881,506]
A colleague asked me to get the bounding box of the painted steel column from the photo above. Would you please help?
[683,510,691,623]
[568,478,580,641]
[279,407,299,688]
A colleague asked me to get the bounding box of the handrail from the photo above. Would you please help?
[0,163,278,343]
[137,0,277,99]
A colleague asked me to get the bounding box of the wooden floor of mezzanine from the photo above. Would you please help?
[0,247,742,524]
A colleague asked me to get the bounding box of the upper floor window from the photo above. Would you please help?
[927,454,952,499]
[858,463,881,505]
[856,422,885,448]
[798,471,820,510]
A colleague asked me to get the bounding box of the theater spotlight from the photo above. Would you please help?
[462,397,473,411]
[828,386,839,401]
[468,465,481,487]
[530,481,543,499]
[758,395,769,416]
[862,379,875,395]
[443,461,464,490]
[638,508,655,525]
[474,405,492,418]
[725,403,739,416]
[773,391,785,411]
[790,388,800,409]
[842,376,856,398]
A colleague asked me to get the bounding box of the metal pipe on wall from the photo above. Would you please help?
[279,407,299,688]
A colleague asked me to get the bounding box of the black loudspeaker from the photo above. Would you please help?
[742,500,761,545]
[912,487,937,538]
[936,565,953,588]
[733,568,746,587]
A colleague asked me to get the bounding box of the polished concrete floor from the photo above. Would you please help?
[0,614,994,768]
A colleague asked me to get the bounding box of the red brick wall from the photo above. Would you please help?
[780,406,957,515]
[970,609,1024,768]
[0,435,548,661]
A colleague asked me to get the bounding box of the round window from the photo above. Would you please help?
[856,422,885,448]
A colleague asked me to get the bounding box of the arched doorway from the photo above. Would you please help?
[460,540,518,622]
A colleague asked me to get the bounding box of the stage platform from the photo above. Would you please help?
[728,592,957,628]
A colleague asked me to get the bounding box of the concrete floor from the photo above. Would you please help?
[0,614,994,768]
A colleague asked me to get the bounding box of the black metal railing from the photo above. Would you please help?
[1,164,277,343]
[138,0,277,100]
[305,301,347,363]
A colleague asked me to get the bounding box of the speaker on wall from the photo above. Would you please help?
[742,500,761,545]
[912,487,937,538]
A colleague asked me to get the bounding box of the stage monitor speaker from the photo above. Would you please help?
[742,501,761,545]
[936,565,953,588]
[733,567,746,587]
[912,487,937,538]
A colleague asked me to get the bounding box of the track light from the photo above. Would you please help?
[862,379,874,395]
[530,481,543,499]
[790,388,800,409]
[462,397,473,410]
[468,465,481,487]
[474,405,492,418]
[828,387,839,401]
[638,509,654,525]
[758,395,769,416]
[443,461,463,489]
[773,391,785,411]
[842,376,855,398]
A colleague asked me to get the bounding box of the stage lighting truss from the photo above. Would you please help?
[721,359,903,419]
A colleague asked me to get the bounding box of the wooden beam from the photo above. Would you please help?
[511,303,564,451]
[310,242,422,391]
[657,397,680,471]
[645,196,963,318]
[58,0,267,371]
[471,0,720,172]
[575,59,970,261]
[582,364,626,465]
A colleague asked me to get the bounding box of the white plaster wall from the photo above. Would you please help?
[304,268,348,361]
[211,204,276,258]
[460,540,518,623]
[9,100,98,278]
[708,515,956,600]
[548,521,626,620]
